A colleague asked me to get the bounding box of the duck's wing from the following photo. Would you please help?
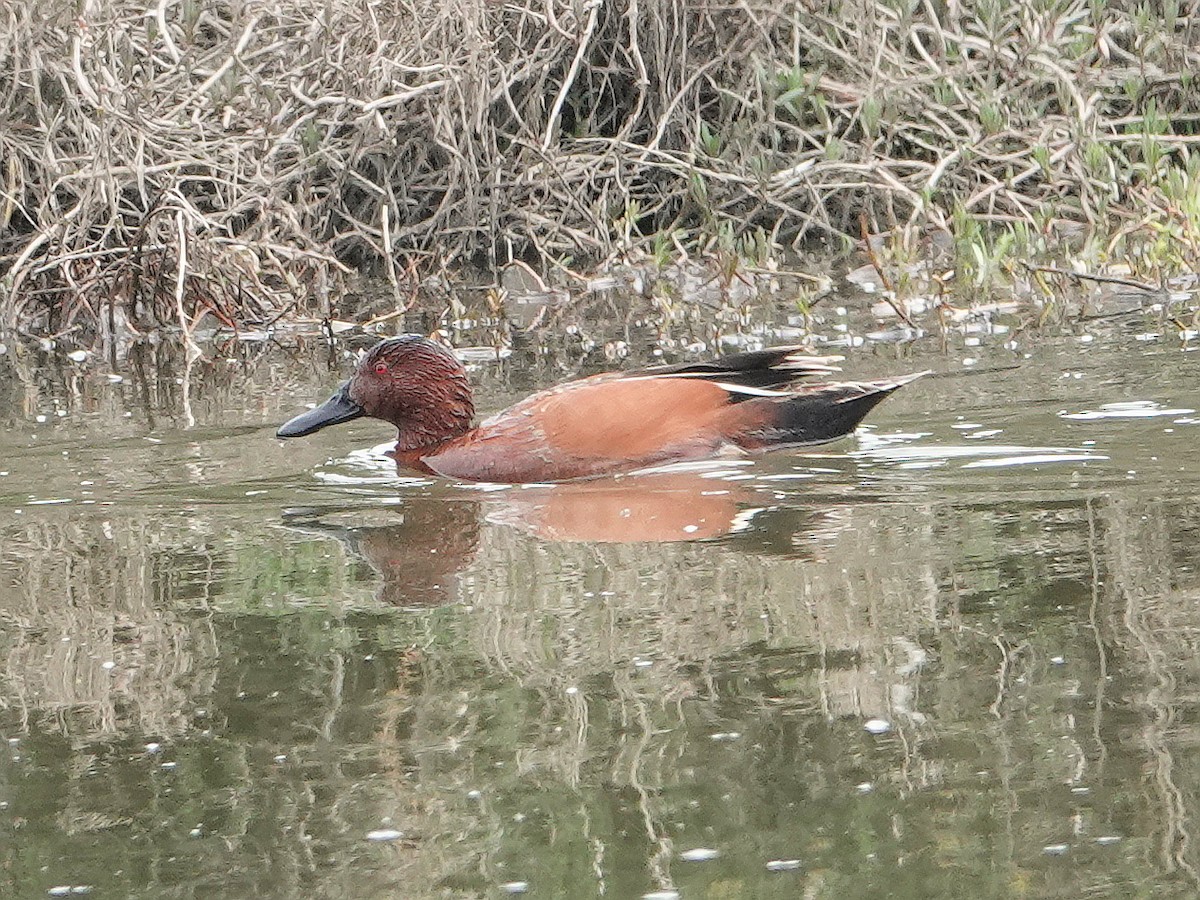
[632,346,844,391]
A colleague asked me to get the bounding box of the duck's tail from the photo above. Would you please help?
[733,371,928,449]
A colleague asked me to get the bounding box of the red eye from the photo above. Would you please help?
[374,362,389,375]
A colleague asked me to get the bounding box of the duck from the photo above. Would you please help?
[277,335,925,483]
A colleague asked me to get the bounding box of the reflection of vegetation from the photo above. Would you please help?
[3,482,1200,895]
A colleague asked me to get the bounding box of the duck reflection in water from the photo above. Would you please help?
[284,471,841,606]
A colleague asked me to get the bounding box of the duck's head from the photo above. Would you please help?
[277,336,475,450]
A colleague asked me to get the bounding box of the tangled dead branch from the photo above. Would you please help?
[2,0,1200,336]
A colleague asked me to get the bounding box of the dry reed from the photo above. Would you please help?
[2,0,1200,335]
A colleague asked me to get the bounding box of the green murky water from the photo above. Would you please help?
[1,299,1199,898]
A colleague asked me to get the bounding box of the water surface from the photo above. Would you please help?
[1,307,1199,898]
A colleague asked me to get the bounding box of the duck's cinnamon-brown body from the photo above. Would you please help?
[278,336,924,483]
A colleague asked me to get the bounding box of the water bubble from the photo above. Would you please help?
[643,893,681,900]
[500,882,528,894]
[864,718,891,735]
[1042,843,1069,856]
[67,350,88,363]
[680,848,720,862]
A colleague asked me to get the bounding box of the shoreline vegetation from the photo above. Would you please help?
[2,0,1200,344]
